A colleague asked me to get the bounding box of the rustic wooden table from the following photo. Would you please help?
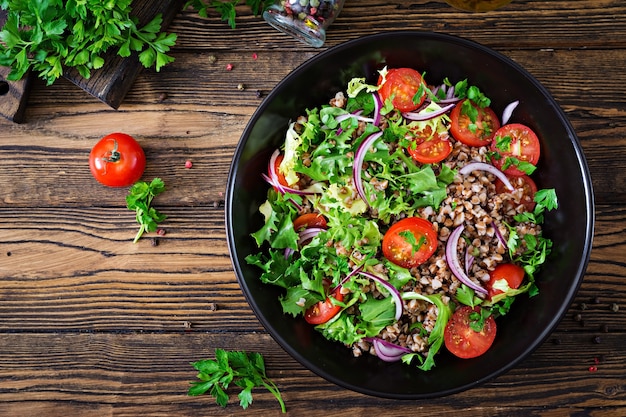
[1,1,625,415]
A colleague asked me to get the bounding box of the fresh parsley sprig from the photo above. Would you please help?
[125,178,167,243]
[0,0,177,85]
[188,349,286,413]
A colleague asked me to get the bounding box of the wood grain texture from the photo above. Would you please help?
[0,1,625,415]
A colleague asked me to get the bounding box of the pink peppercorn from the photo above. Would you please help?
[185,160,193,169]
[226,63,233,71]
[588,366,598,372]
[252,52,258,60]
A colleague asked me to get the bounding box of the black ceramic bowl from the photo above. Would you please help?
[225,31,594,399]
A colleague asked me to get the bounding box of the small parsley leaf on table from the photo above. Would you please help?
[125,178,167,243]
[188,349,286,413]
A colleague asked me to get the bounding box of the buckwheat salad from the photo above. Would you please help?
[246,67,558,370]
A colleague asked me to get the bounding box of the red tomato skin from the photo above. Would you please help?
[382,217,438,269]
[449,99,501,147]
[444,306,497,359]
[271,154,289,187]
[487,263,525,299]
[490,123,541,177]
[293,213,327,231]
[89,133,146,187]
[407,134,453,164]
[495,174,538,212]
[304,287,344,325]
[377,68,426,112]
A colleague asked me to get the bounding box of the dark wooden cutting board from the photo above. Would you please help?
[0,9,30,123]
[1,0,184,123]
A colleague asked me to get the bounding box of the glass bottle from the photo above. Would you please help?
[444,0,512,12]
[263,0,346,48]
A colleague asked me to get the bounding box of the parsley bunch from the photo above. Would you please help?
[188,349,286,413]
[125,178,167,243]
[184,0,270,29]
[0,0,177,85]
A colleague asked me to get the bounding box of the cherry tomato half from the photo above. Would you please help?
[271,154,289,188]
[89,133,146,187]
[487,263,525,299]
[304,285,344,325]
[293,213,327,231]
[444,306,497,359]
[490,123,541,177]
[377,68,426,113]
[449,99,501,147]
[382,217,438,269]
[495,174,538,212]
[407,134,453,164]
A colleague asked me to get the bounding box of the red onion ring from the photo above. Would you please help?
[265,149,316,196]
[297,227,325,246]
[458,162,514,191]
[402,103,456,121]
[492,221,508,248]
[365,337,411,362]
[445,225,488,295]
[353,131,383,207]
[501,100,519,125]
[358,270,403,321]
[372,92,382,126]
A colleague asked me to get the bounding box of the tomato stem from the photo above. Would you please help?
[102,140,121,163]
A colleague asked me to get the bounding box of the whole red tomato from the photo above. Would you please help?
[89,133,146,187]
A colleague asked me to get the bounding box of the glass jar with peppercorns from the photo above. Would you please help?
[263,0,346,48]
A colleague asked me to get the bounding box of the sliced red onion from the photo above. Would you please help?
[445,225,488,295]
[353,131,383,207]
[446,84,456,99]
[501,100,519,125]
[464,246,475,273]
[297,227,324,246]
[458,162,514,191]
[284,247,295,259]
[492,221,507,248]
[265,150,316,196]
[358,270,403,321]
[437,97,461,105]
[334,265,363,291]
[402,103,456,121]
[335,110,375,124]
[372,92,382,126]
[365,337,411,362]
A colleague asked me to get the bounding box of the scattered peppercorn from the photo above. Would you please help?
[252,52,258,59]
[156,228,166,236]
[602,324,609,333]
[207,302,218,311]
[573,313,582,322]
[226,63,234,71]
[237,83,245,90]
[579,302,587,310]
[589,365,598,372]
[157,92,168,102]
[208,55,217,64]
[185,160,193,169]
[592,297,601,304]
[256,90,263,98]
[6,252,10,256]
[610,303,619,312]
[592,336,602,344]
[151,237,159,246]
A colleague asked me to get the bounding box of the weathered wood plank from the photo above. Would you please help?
[0,331,623,415]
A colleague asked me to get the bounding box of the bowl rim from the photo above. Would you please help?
[225,30,595,399]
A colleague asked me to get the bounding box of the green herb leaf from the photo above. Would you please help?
[125,178,166,243]
[189,349,286,413]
